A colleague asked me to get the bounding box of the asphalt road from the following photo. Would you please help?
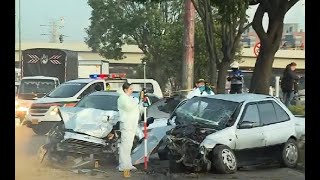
[15,125,305,180]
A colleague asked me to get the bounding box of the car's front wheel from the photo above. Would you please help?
[211,145,237,174]
[281,138,299,168]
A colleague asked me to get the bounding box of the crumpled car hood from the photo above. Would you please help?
[59,107,119,138]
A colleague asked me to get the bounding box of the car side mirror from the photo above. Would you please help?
[238,121,254,129]
[146,117,155,127]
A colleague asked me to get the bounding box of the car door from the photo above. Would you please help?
[235,103,265,150]
[258,100,293,147]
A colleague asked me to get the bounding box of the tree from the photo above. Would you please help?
[249,0,299,94]
[191,0,251,93]
[85,0,184,88]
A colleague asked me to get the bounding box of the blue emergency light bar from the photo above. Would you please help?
[89,73,126,79]
[89,74,108,79]
[89,74,99,79]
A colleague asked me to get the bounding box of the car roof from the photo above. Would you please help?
[22,76,58,80]
[204,93,273,103]
[66,78,96,83]
[88,91,119,96]
[87,91,154,97]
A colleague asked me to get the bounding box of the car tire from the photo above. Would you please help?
[158,147,169,160]
[211,145,237,174]
[32,122,55,135]
[168,154,185,173]
[281,138,299,168]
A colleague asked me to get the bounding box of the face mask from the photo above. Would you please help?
[199,86,205,92]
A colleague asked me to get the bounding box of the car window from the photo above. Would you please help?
[96,82,105,90]
[131,83,154,93]
[81,83,100,97]
[258,101,278,125]
[19,79,56,94]
[106,81,125,90]
[48,83,87,98]
[272,101,290,122]
[76,94,118,111]
[240,103,260,127]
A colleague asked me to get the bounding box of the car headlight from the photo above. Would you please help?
[17,106,29,112]
[50,107,59,116]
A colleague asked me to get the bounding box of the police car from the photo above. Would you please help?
[23,73,163,135]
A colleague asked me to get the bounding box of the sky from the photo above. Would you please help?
[15,0,305,42]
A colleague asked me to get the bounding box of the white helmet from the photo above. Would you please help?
[230,62,239,69]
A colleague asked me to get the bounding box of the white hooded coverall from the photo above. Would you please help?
[186,87,215,99]
[117,89,142,171]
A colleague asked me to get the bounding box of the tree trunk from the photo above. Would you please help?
[249,45,277,94]
[249,0,293,94]
[209,59,217,87]
[216,60,230,94]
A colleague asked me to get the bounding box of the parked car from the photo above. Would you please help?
[157,94,305,174]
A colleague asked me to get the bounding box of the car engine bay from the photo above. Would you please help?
[166,124,217,171]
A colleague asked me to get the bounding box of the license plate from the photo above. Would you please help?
[32,119,39,124]
[38,145,47,163]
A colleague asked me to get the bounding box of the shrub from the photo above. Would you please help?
[288,105,305,116]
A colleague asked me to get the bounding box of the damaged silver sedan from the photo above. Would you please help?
[164,94,305,174]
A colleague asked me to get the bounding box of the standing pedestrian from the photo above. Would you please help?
[281,62,300,106]
[186,79,214,99]
[117,82,141,171]
[227,62,244,94]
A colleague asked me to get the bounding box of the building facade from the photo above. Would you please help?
[241,23,305,49]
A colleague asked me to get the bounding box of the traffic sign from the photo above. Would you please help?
[254,42,261,57]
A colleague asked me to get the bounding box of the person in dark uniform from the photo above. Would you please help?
[227,62,244,94]
[281,62,300,106]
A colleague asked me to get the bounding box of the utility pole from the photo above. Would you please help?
[18,0,22,68]
[181,0,195,92]
[40,17,66,43]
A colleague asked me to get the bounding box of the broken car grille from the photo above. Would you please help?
[62,139,105,148]
[56,138,109,154]
[30,105,50,114]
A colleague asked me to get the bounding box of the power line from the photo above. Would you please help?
[40,17,68,43]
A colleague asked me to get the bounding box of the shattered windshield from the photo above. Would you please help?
[173,97,240,129]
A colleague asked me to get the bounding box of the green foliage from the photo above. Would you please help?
[86,0,183,87]
[86,0,209,89]
[288,105,305,116]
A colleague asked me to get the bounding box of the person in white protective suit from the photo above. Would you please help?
[186,79,215,99]
[117,82,143,171]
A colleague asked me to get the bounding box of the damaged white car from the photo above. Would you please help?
[164,94,305,174]
[38,91,168,167]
